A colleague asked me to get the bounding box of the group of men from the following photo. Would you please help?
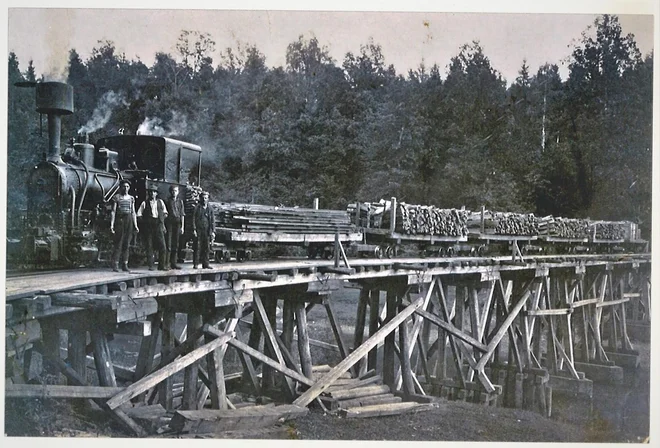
[109,179,215,272]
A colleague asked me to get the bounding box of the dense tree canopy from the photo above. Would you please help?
[6,15,654,238]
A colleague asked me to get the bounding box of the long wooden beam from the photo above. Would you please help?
[204,327,314,387]
[293,295,425,407]
[106,330,234,410]
[6,384,124,399]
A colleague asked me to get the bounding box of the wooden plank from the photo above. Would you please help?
[50,293,119,310]
[6,384,124,399]
[170,405,309,434]
[106,330,234,410]
[338,393,402,409]
[293,295,424,407]
[212,329,315,387]
[329,384,391,400]
[341,402,432,419]
[415,308,488,352]
[116,298,159,323]
[525,308,573,316]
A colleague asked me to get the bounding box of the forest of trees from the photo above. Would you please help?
[7,15,654,238]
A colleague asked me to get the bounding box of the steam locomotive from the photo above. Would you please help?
[11,82,647,269]
[15,81,203,266]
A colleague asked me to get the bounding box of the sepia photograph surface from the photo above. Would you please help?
[3,1,657,444]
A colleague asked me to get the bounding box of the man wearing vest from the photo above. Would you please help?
[192,191,215,269]
[137,185,169,270]
[165,185,185,269]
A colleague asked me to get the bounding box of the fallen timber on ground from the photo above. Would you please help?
[4,252,651,436]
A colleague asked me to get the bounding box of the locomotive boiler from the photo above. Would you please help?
[20,81,202,266]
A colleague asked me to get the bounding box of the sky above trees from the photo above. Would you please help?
[6,6,655,86]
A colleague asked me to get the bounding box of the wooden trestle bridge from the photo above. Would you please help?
[4,251,652,436]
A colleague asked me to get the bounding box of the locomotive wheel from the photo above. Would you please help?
[477,245,487,257]
[245,250,252,261]
[374,246,384,259]
[446,246,455,257]
[385,245,396,259]
[437,247,446,257]
[323,249,334,260]
[223,250,232,262]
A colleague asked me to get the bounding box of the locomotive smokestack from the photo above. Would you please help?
[35,82,74,164]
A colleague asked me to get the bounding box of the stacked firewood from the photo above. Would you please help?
[212,203,355,234]
[538,216,590,239]
[184,185,204,215]
[469,210,539,236]
[396,203,469,237]
[592,221,626,240]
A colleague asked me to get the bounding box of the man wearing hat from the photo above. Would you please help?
[110,179,139,272]
[192,191,215,269]
[137,185,169,270]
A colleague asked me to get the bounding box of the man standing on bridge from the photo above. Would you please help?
[192,191,215,269]
[137,185,168,270]
[165,185,185,269]
[110,179,139,272]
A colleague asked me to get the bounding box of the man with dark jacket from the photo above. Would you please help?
[137,185,168,270]
[164,185,185,269]
[192,191,215,269]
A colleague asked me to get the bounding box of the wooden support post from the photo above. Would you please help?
[205,334,227,410]
[253,291,296,398]
[383,289,398,389]
[134,312,162,382]
[68,329,87,381]
[183,313,204,410]
[234,326,261,396]
[368,290,380,372]
[40,319,61,379]
[399,317,414,397]
[282,299,295,351]
[295,302,314,379]
[160,307,176,409]
[90,327,117,387]
[244,309,262,385]
[261,296,278,390]
[354,289,368,375]
[325,299,351,362]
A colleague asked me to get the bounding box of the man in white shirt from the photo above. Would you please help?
[137,185,169,270]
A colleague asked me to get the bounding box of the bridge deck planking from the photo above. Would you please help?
[4,254,650,303]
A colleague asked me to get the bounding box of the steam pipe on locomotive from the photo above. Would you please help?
[15,81,204,266]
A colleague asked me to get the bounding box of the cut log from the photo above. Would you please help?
[329,384,391,401]
[170,404,309,434]
[338,393,402,409]
[341,402,434,418]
